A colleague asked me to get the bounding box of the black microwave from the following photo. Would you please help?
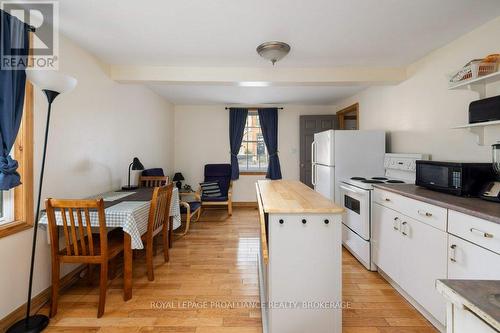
[415,161,494,196]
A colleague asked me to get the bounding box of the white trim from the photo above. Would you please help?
[0,189,14,225]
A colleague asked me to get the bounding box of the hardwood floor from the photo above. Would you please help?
[38,208,438,333]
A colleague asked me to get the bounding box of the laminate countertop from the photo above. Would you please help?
[436,279,500,331]
[373,184,500,224]
[257,180,344,214]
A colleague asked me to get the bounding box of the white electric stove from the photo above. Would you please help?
[340,153,429,270]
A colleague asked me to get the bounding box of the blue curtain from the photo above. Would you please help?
[229,108,248,180]
[0,10,30,190]
[258,108,282,180]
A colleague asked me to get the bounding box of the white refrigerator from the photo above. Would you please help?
[312,130,386,204]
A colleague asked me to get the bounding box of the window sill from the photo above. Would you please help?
[240,171,267,176]
[0,220,32,239]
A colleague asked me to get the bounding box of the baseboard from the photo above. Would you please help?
[233,202,257,208]
[0,265,85,332]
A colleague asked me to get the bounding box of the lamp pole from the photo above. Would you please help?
[7,90,59,333]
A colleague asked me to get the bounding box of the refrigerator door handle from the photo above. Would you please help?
[312,164,316,186]
[311,141,316,164]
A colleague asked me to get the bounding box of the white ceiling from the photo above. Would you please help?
[147,84,366,105]
[57,0,500,67]
[54,0,500,104]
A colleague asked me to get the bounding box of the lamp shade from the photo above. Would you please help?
[131,157,144,170]
[173,172,184,181]
[26,70,77,94]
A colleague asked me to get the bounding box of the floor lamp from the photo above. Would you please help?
[7,70,77,333]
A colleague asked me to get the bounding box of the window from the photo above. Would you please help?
[238,112,268,174]
[0,81,34,238]
[0,185,14,226]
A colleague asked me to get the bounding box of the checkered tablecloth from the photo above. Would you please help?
[39,188,181,250]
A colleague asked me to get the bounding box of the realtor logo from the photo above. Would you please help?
[1,0,59,69]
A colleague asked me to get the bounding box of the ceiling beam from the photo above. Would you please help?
[109,65,407,86]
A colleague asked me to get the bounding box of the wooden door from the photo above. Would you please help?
[299,115,338,187]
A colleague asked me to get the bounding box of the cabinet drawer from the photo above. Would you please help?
[373,189,447,231]
[448,235,500,279]
[448,210,500,255]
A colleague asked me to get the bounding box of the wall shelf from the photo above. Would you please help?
[452,120,500,145]
[449,71,500,98]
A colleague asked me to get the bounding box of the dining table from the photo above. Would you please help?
[38,187,181,300]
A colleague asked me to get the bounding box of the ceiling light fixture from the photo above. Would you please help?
[256,41,291,66]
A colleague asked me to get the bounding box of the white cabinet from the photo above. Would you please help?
[373,188,500,331]
[372,203,401,281]
[400,215,447,325]
[447,305,497,333]
[448,210,500,255]
[373,188,447,231]
[448,235,500,280]
[373,202,447,324]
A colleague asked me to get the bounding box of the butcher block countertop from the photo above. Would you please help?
[257,180,344,214]
[373,184,500,225]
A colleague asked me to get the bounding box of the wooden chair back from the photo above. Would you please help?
[139,176,169,188]
[146,183,174,242]
[45,198,107,262]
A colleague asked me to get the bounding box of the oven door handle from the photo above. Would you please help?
[340,184,367,195]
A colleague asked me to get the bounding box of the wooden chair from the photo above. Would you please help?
[46,198,124,318]
[197,164,233,216]
[139,175,169,188]
[141,183,174,281]
[176,192,202,236]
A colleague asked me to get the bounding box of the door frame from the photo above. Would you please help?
[337,103,359,130]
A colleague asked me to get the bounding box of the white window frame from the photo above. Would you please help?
[0,189,14,225]
[239,112,269,173]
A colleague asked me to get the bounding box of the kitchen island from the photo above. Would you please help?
[256,180,344,333]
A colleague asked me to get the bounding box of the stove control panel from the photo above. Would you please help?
[384,153,430,182]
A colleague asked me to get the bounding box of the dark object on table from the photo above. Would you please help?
[415,160,495,196]
[469,94,500,124]
[142,168,165,177]
[182,184,193,192]
[173,172,185,190]
[122,157,144,190]
[201,164,233,216]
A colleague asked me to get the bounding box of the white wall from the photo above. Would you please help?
[0,35,175,318]
[174,105,336,201]
[335,16,500,161]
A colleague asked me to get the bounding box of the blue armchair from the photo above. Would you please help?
[198,164,233,216]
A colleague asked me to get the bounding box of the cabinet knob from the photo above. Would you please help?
[324,219,329,224]
[302,219,307,224]
[279,219,284,224]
